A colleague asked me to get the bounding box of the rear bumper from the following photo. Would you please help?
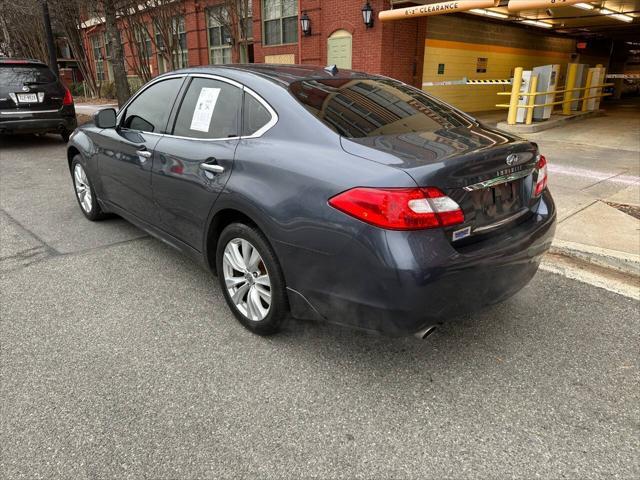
[0,106,76,134]
[283,190,556,336]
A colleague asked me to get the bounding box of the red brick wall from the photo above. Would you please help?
[251,0,425,87]
[80,0,426,87]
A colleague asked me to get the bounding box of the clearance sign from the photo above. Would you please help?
[379,1,499,21]
[379,0,586,21]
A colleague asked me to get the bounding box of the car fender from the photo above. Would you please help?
[67,128,105,197]
[202,191,277,272]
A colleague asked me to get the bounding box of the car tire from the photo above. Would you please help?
[216,223,288,335]
[61,130,71,143]
[71,155,105,221]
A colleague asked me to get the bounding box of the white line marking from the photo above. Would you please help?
[540,257,640,301]
[548,164,640,186]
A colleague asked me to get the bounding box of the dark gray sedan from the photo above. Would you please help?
[66,65,555,338]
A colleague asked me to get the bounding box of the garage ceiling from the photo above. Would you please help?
[390,1,640,39]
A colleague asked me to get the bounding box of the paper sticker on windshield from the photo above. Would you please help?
[190,87,221,132]
[452,226,471,241]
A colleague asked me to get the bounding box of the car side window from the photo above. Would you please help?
[242,92,272,136]
[122,78,183,133]
[172,78,242,139]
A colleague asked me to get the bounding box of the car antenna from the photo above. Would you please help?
[324,64,339,76]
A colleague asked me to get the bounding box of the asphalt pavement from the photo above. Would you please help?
[1,134,639,479]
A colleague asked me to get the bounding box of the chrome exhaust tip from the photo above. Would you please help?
[414,325,437,340]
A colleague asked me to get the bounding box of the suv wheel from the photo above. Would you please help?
[216,223,288,335]
[71,155,105,221]
[61,130,71,143]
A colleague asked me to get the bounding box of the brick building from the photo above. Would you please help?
[81,1,636,112]
[82,1,426,90]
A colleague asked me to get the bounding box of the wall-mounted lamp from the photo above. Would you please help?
[362,1,374,28]
[300,12,311,36]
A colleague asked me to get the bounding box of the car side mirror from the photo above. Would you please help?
[94,108,117,129]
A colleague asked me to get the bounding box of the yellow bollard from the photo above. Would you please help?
[582,69,594,112]
[563,63,578,115]
[525,75,538,125]
[596,66,606,109]
[507,67,524,126]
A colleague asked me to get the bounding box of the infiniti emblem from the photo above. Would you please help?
[22,85,30,92]
[506,153,519,166]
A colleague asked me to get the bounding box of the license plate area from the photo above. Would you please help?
[17,93,38,103]
[471,180,525,223]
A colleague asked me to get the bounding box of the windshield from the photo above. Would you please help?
[289,77,476,138]
[0,65,57,86]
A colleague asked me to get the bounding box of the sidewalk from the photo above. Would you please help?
[479,99,640,281]
[75,103,118,116]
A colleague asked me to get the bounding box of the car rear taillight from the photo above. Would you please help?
[328,187,464,230]
[63,87,73,106]
[534,155,548,197]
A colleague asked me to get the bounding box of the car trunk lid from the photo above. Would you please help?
[341,125,540,240]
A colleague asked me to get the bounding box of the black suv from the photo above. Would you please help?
[0,58,77,141]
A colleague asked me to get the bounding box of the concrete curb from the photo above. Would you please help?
[550,239,640,277]
[497,110,605,134]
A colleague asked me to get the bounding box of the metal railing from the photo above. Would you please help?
[496,66,614,125]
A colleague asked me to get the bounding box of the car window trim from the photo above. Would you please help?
[117,74,187,135]
[116,72,278,142]
[165,73,278,142]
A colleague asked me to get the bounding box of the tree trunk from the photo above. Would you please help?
[103,0,130,106]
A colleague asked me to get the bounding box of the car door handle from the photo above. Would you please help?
[200,163,225,174]
[136,150,152,159]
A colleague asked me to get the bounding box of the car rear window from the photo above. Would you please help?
[289,78,473,138]
[0,64,57,86]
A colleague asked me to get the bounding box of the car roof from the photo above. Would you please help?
[171,64,380,87]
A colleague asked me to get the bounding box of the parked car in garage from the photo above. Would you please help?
[66,65,555,338]
[0,57,76,141]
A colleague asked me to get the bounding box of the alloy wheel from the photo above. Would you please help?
[222,238,272,321]
[73,163,93,213]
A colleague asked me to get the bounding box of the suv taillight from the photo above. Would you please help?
[534,155,548,197]
[63,87,73,106]
[329,187,464,230]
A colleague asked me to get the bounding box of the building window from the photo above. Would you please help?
[243,1,253,41]
[263,0,297,46]
[154,23,167,74]
[155,16,187,74]
[173,16,188,69]
[103,33,111,59]
[91,36,105,82]
[103,32,116,81]
[207,7,232,65]
[135,26,152,61]
[239,1,253,63]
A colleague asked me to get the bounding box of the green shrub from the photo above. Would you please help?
[69,82,85,97]
[127,76,144,94]
[102,82,117,99]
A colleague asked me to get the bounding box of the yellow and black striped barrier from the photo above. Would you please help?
[422,78,512,87]
[466,79,512,85]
